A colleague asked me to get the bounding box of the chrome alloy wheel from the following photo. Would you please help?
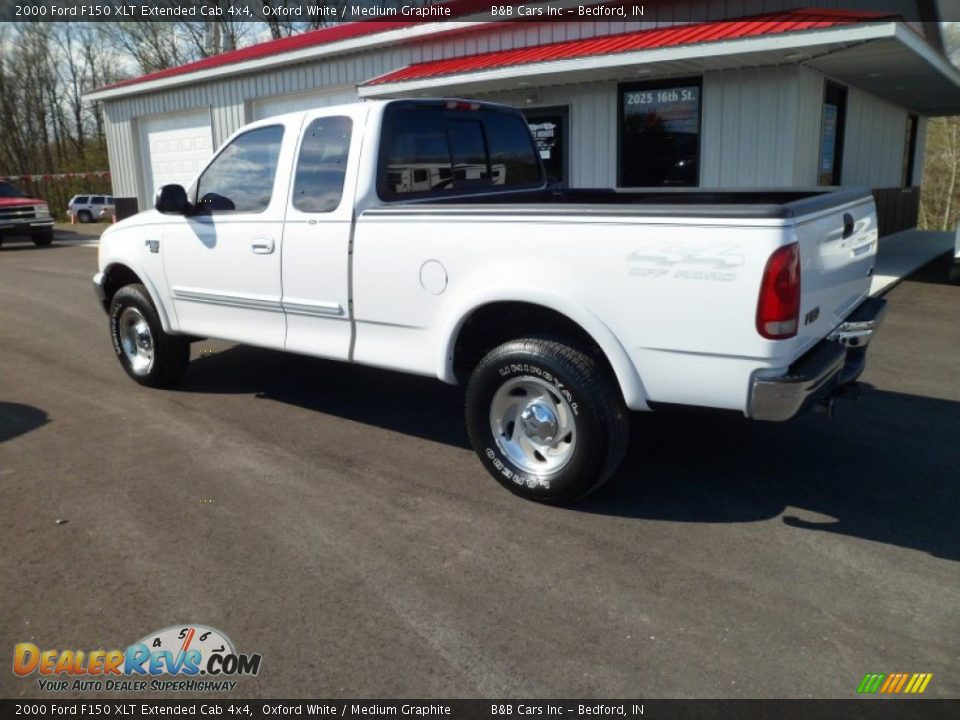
[489,376,577,475]
[118,306,155,376]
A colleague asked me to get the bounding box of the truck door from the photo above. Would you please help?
[161,123,292,348]
[280,111,359,360]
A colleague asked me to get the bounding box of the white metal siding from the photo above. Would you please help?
[251,86,358,121]
[842,85,909,187]
[700,66,801,188]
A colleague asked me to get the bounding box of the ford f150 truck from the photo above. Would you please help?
[0,181,54,247]
[93,99,886,502]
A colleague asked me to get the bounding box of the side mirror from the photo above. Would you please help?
[155,184,189,214]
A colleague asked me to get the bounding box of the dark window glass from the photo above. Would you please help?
[447,120,490,187]
[74,196,89,204]
[620,81,701,187]
[292,116,352,213]
[0,182,23,198]
[818,82,847,186]
[107,197,114,204]
[196,125,284,213]
[484,111,542,188]
[378,103,543,199]
[902,114,918,188]
[91,196,104,205]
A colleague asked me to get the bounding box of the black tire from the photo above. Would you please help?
[32,229,54,247]
[78,210,93,223]
[465,338,629,503]
[109,284,189,388]
[949,262,960,285]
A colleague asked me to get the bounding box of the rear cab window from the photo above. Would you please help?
[377,101,544,201]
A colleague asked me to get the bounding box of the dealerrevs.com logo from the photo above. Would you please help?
[13,624,262,692]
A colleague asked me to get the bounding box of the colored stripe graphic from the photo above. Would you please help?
[858,673,886,693]
[858,672,933,694]
[904,673,934,694]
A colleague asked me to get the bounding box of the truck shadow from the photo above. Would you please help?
[180,347,958,560]
[0,402,49,444]
[580,383,959,561]
[182,344,471,450]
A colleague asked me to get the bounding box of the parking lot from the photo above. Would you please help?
[0,232,957,699]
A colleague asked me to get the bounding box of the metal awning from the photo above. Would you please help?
[359,13,960,116]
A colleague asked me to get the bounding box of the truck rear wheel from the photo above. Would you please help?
[109,284,189,388]
[465,338,629,502]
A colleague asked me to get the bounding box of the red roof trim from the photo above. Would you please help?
[364,8,892,86]
[94,0,512,93]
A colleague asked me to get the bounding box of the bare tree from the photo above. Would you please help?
[920,116,960,231]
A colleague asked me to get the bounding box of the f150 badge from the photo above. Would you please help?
[145,239,159,253]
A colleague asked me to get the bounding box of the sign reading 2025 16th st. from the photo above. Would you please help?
[12,624,262,693]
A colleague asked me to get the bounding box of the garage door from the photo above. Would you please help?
[252,87,357,121]
[139,109,214,201]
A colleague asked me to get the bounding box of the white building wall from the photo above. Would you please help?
[794,67,826,186]
[700,66,801,187]
[98,0,931,204]
[842,85,910,187]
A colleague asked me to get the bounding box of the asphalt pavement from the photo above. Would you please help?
[0,234,957,699]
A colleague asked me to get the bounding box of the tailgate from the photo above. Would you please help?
[793,194,878,354]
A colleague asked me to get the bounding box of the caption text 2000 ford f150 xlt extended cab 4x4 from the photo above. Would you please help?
[93,99,886,502]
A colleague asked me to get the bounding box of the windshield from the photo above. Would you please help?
[0,181,25,198]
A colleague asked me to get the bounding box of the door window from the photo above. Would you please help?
[196,125,284,213]
[291,116,352,213]
[619,80,701,187]
[523,107,568,187]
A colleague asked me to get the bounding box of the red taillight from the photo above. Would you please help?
[757,242,801,339]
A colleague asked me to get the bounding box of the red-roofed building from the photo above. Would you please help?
[84,0,960,234]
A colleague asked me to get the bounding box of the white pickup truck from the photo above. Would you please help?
[94,99,886,502]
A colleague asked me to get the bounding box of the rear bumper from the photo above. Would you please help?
[748,297,887,421]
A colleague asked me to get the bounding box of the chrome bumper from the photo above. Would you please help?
[749,298,887,422]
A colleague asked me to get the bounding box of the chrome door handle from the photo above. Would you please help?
[251,237,275,254]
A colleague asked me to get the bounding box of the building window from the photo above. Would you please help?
[619,79,701,187]
[523,106,569,187]
[292,116,352,213]
[818,82,847,186]
[902,113,919,188]
[196,125,284,213]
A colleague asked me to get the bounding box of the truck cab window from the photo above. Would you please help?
[196,125,284,213]
[292,116,352,213]
[378,103,543,199]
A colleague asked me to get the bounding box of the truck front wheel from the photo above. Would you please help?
[465,338,629,502]
[109,284,189,388]
[32,229,54,246]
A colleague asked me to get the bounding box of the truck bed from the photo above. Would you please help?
[401,187,872,220]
